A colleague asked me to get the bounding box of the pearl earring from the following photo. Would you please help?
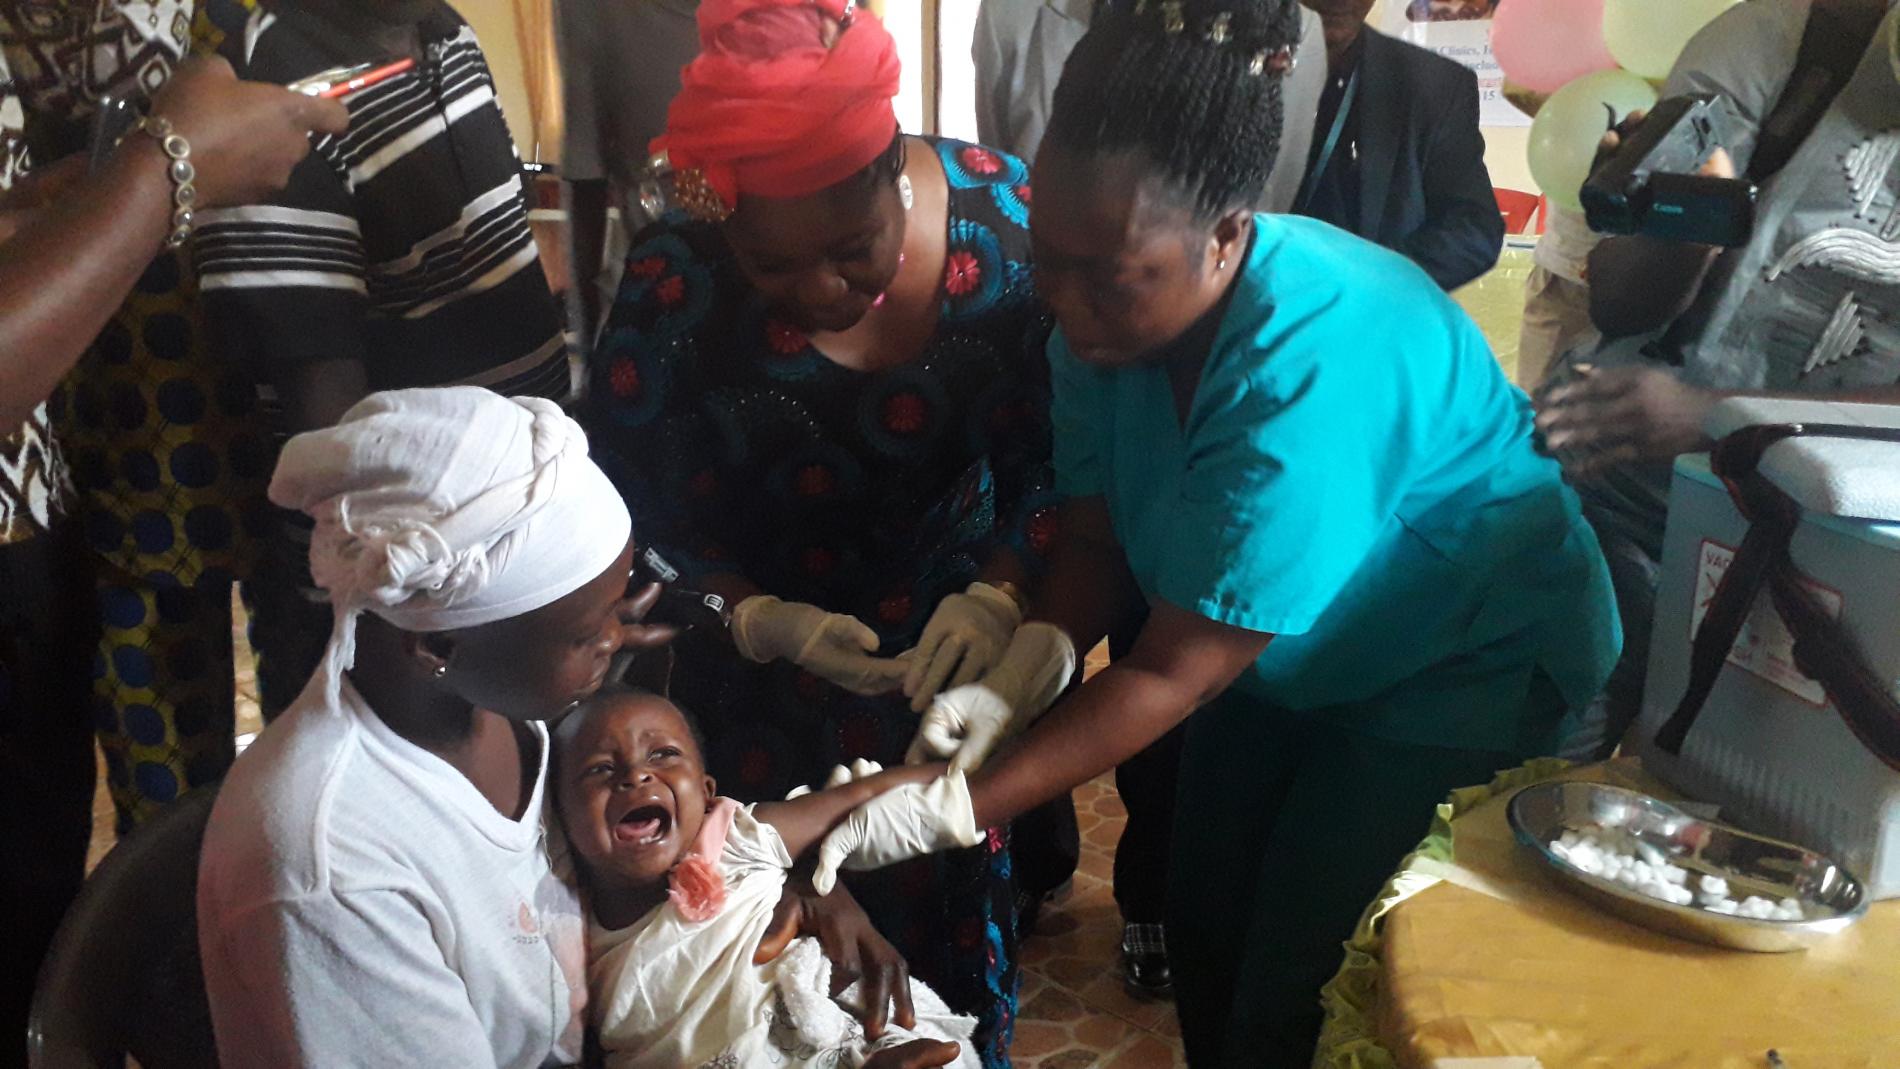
[899,174,914,212]
[434,664,449,679]
[1217,257,1229,271]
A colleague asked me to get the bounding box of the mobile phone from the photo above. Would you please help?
[629,545,731,632]
[87,91,143,175]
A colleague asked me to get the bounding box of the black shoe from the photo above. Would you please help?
[1120,923,1173,1001]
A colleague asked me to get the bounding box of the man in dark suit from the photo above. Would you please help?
[1297,0,1503,290]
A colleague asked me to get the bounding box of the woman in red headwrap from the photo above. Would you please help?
[580,1,1053,1063]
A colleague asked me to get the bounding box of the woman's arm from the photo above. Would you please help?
[755,762,949,859]
[970,601,1271,829]
[1026,495,1145,657]
[0,59,344,427]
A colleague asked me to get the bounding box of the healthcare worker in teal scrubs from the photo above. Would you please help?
[812,2,1622,1066]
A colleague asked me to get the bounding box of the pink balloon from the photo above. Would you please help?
[1491,0,1620,95]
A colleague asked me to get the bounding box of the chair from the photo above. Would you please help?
[28,788,220,1069]
[1494,188,1547,235]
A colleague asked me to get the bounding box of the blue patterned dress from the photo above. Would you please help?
[584,138,1052,1067]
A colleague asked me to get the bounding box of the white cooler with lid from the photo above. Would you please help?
[1633,398,1900,898]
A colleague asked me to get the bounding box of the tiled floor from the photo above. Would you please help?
[1012,775,1186,1068]
[84,624,1174,1066]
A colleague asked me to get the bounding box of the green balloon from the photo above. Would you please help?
[1604,0,1736,80]
[1527,69,1658,212]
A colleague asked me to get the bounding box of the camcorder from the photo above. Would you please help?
[1581,93,1759,248]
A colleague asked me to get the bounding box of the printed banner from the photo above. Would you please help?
[1375,0,1529,128]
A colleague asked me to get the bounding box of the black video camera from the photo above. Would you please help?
[1580,93,1759,248]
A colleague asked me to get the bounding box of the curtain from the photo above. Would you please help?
[510,0,564,162]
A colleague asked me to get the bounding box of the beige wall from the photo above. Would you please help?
[458,0,548,161]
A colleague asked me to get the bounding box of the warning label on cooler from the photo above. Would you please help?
[1692,540,1844,707]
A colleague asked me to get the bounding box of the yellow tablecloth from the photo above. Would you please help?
[1314,760,1900,1069]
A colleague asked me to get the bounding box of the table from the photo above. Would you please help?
[1312,760,1900,1069]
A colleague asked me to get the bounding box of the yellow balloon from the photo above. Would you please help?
[1527,69,1658,211]
[1603,0,1736,80]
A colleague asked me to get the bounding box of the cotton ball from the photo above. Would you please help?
[1697,874,1730,898]
[1662,865,1689,886]
[1708,899,1740,916]
[1636,841,1668,867]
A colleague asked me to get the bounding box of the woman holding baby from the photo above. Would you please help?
[194,387,960,1069]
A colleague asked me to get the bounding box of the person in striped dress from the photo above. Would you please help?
[193,0,572,712]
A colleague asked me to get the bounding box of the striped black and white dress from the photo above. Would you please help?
[195,3,568,413]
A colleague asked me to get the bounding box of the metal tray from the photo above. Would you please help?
[1507,781,1869,952]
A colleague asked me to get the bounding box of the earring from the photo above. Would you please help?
[433,664,449,679]
[1217,257,1229,271]
[898,174,914,212]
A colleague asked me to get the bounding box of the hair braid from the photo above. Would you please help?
[1046,0,1299,220]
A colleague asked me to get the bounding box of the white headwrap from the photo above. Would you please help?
[269,386,633,707]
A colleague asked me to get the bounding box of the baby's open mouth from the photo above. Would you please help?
[615,804,672,846]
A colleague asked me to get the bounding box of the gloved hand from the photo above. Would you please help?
[905,621,1076,773]
[785,759,886,800]
[812,771,983,894]
[731,596,909,696]
[902,582,1024,713]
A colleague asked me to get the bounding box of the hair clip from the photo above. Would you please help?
[1250,45,1295,77]
[1161,0,1185,34]
[1207,12,1232,44]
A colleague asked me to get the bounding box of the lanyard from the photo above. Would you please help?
[1296,66,1360,214]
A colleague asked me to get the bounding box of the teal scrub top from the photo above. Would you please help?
[1049,216,1620,751]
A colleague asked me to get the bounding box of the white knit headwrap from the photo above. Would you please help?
[268,387,632,707]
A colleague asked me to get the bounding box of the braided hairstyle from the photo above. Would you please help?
[1044,0,1303,222]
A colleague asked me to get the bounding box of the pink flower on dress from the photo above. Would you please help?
[656,276,686,307]
[943,251,982,296]
[628,256,667,280]
[960,147,1003,174]
[766,319,808,355]
[883,393,928,434]
[668,855,726,922]
[608,358,641,399]
[878,591,912,623]
[1016,184,1033,206]
[794,464,835,497]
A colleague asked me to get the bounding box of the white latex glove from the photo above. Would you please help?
[812,771,984,894]
[902,583,1023,713]
[731,596,909,696]
[784,759,885,799]
[905,621,1076,774]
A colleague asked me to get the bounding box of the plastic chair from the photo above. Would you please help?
[1495,188,1547,235]
[27,788,220,1069]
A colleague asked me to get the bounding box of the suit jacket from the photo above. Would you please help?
[972,0,1328,214]
[1313,28,1503,290]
